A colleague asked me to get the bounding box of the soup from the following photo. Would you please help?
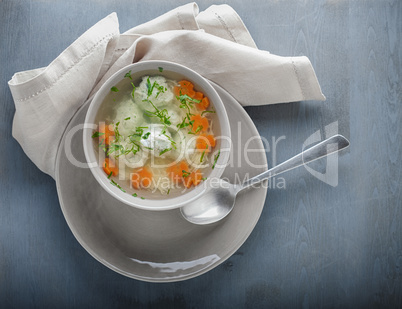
[91,72,220,199]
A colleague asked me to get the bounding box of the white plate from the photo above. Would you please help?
[55,82,268,282]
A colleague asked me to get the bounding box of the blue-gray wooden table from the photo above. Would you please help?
[1,0,401,308]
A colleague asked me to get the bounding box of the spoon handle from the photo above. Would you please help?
[238,134,350,192]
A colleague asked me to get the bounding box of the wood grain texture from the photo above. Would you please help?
[0,0,401,308]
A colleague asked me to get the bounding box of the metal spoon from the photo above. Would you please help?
[180,134,350,225]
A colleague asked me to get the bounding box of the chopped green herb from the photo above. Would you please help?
[177,94,199,115]
[177,118,186,129]
[201,177,208,181]
[158,67,163,72]
[124,141,141,156]
[159,148,172,156]
[111,86,119,92]
[110,179,126,192]
[142,132,151,140]
[200,151,205,162]
[182,116,198,134]
[177,117,193,130]
[99,141,107,153]
[212,150,220,169]
[145,78,165,98]
[131,82,136,99]
[201,110,216,116]
[178,94,201,104]
[194,125,203,134]
[144,100,171,126]
[107,144,124,156]
[113,122,121,142]
[200,145,208,162]
[99,137,107,152]
[107,121,146,157]
[156,87,166,98]
[167,188,170,194]
[107,171,113,179]
[132,193,138,197]
[140,197,145,200]
[182,170,191,178]
[146,77,153,96]
[163,133,177,149]
[131,127,144,138]
[128,127,148,141]
[124,117,131,120]
[92,132,105,138]
[124,70,132,79]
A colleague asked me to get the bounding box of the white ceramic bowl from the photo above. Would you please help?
[83,61,231,211]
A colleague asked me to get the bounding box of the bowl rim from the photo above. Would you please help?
[83,60,231,211]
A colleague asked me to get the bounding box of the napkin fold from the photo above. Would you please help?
[8,2,325,178]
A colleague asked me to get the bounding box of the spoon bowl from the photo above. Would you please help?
[181,134,350,225]
[180,179,237,225]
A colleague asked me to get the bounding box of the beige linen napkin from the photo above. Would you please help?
[8,3,325,178]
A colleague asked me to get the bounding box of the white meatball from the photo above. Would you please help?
[134,76,174,109]
[140,124,174,158]
[113,96,146,137]
[167,105,186,127]
[109,137,149,169]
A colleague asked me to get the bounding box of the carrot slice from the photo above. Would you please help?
[178,80,194,90]
[174,80,197,98]
[139,167,153,188]
[174,85,196,98]
[182,175,192,188]
[193,92,204,101]
[186,88,196,98]
[196,134,216,152]
[167,161,189,184]
[190,114,209,133]
[103,158,118,176]
[167,161,203,188]
[183,170,203,188]
[198,97,210,110]
[192,170,203,186]
[131,167,153,189]
[173,86,181,96]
